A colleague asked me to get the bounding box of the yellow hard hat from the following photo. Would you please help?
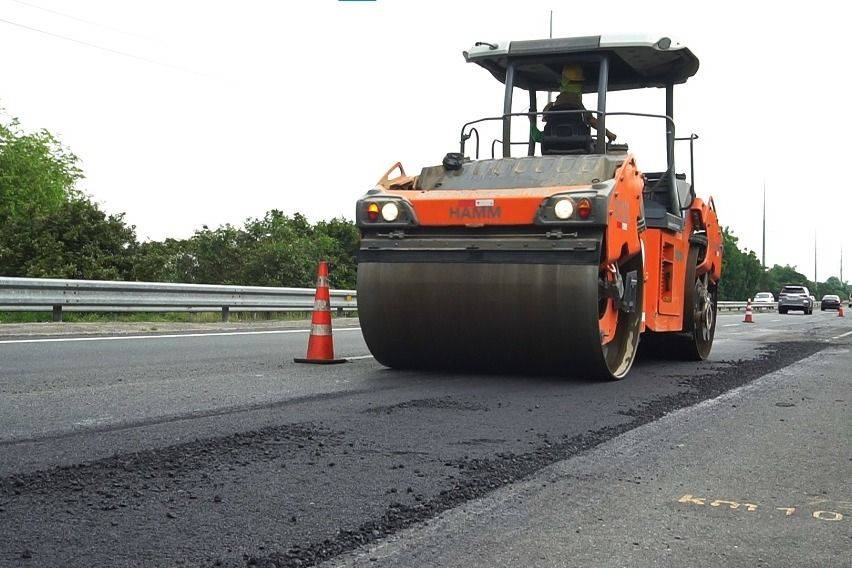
[562,65,584,82]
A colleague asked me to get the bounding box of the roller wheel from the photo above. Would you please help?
[677,245,717,359]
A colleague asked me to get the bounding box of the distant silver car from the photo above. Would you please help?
[778,285,813,315]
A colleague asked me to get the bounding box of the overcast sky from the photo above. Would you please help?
[1,0,849,281]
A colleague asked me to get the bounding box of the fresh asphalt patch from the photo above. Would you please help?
[0,340,825,567]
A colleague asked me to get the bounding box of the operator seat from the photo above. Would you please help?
[541,112,595,155]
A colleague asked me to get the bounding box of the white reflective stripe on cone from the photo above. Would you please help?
[314,299,330,311]
[310,324,332,336]
[316,276,329,288]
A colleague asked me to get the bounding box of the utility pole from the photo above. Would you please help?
[814,234,818,285]
[761,182,766,268]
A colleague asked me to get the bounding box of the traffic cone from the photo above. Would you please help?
[839,304,845,318]
[294,261,347,364]
[743,299,755,323]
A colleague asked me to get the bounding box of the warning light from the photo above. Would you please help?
[577,198,592,219]
[367,202,380,221]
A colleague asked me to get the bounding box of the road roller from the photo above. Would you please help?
[355,35,723,379]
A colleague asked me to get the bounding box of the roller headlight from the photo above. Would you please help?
[553,198,575,220]
[381,202,399,222]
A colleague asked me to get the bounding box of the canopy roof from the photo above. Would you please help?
[464,34,699,93]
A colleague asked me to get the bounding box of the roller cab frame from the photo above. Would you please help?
[355,35,723,379]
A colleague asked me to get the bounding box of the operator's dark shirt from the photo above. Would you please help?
[543,91,588,122]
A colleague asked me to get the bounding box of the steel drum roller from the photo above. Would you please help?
[357,259,643,378]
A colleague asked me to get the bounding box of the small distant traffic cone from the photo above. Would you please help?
[743,299,755,323]
[839,304,845,318]
[294,260,347,364]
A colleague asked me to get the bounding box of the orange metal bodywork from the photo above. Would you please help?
[374,154,722,336]
[641,196,722,332]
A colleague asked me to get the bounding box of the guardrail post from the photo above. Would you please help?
[337,307,343,316]
[52,305,62,322]
[221,306,230,323]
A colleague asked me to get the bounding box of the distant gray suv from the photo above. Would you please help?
[778,285,813,314]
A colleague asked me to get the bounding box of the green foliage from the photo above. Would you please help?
[0,195,137,279]
[0,112,82,222]
[718,228,765,301]
[130,211,359,289]
[815,276,849,300]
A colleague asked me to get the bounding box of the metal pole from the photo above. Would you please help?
[595,56,608,154]
[547,11,553,105]
[528,90,537,156]
[665,84,679,213]
[689,136,695,191]
[814,234,818,285]
[762,182,766,268]
[221,306,230,322]
[502,63,515,158]
[52,305,62,323]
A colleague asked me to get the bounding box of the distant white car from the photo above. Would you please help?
[753,292,774,304]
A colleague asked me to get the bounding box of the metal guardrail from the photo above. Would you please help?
[0,277,775,322]
[717,301,777,312]
[0,277,357,322]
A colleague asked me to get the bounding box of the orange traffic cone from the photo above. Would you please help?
[294,261,347,364]
[743,299,755,323]
[839,304,845,318]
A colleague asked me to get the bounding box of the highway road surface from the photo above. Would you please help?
[0,310,849,567]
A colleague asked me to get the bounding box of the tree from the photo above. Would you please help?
[0,196,137,280]
[128,211,360,289]
[0,112,82,222]
[129,238,197,283]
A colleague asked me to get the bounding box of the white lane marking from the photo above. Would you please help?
[831,330,852,340]
[345,355,375,361]
[723,323,739,327]
[0,327,362,345]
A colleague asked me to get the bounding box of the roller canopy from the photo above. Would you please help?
[464,34,699,93]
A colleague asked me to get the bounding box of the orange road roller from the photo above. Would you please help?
[355,35,723,379]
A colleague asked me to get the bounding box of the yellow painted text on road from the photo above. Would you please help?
[678,494,845,522]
